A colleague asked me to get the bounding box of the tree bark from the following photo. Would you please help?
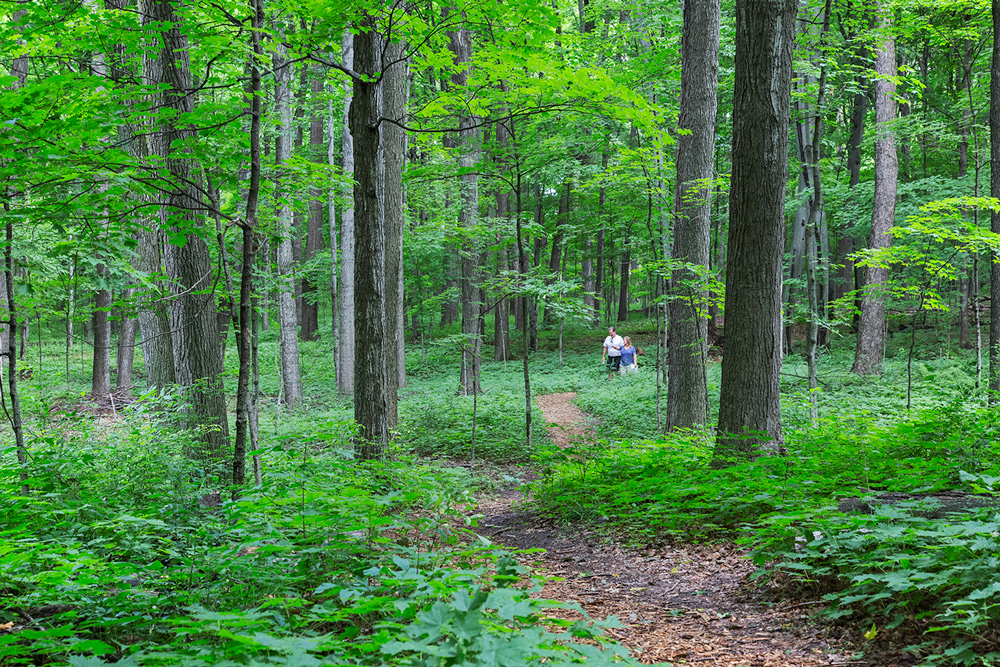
[328,92,340,378]
[383,38,408,427]
[545,181,569,325]
[273,37,303,406]
[595,152,607,322]
[617,242,631,323]
[151,0,229,463]
[352,23,390,457]
[91,264,112,399]
[449,22,483,395]
[989,0,1000,399]
[844,42,869,328]
[852,7,897,375]
[135,0,175,390]
[338,31,356,394]
[667,0,720,432]
[301,67,324,343]
[3,25,27,491]
[234,0,264,488]
[714,0,797,462]
[116,288,138,392]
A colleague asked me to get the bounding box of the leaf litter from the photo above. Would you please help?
[474,392,884,667]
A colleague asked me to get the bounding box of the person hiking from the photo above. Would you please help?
[620,336,638,374]
[602,326,624,379]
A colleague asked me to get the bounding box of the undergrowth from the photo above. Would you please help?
[530,337,1000,666]
[0,404,641,666]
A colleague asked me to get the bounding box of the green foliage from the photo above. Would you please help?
[750,474,1000,667]
[400,358,553,462]
[530,345,1000,663]
[0,399,639,667]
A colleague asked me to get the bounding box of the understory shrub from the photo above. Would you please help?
[0,405,641,667]
[532,392,1000,665]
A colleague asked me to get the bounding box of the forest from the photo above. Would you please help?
[4,0,1000,664]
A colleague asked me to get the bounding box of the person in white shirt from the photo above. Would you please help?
[601,326,624,379]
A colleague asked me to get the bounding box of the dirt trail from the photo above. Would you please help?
[478,393,868,667]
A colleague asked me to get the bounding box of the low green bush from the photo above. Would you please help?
[0,403,641,667]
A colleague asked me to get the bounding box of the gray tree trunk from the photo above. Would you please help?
[91,264,112,399]
[151,0,229,462]
[714,0,797,462]
[301,67,324,343]
[273,39,303,406]
[116,288,138,392]
[327,93,340,380]
[338,31,356,395]
[352,23,390,457]
[989,0,1000,399]
[852,9,897,375]
[844,44,868,329]
[7,12,28,493]
[235,0,264,488]
[293,64,306,331]
[449,23,483,395]
[666,0,720,432]
[134,0,175,389]
[383,38,408,428]
[85,1,112,401]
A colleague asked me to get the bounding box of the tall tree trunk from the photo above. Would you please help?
[667,0,720,431]
[116,288,138,392]
[273,38,303,406]
[714,0,797,462]
[529,180,544,350]
[293,63,307,332]
[151,0,229,463]
[91,263,112,399]
[328,93,340,380]
[301,67,324,343]
[234,0,264,488]
[595,152,607,323]
[383,38,407,428]
[988,0,1000,399]
[135,0,174,389]
[794,0,831,419]
[3,209,26,494]
[617,241,631,323]
[85,4,112,401]
[845,43,869,330]
[852,8,897,375]
[785,175,808,354]
[450,22,483,395]
[544,180,569,325]
[338,31,356,394]
[352,23,390,457]
[3,24,27,491]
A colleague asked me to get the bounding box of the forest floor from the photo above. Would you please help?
[476,392,873,667]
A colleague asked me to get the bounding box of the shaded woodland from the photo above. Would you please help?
[4,0,1000,664]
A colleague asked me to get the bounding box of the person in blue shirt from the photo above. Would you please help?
[619,336,638,375]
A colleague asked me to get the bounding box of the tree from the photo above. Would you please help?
[151,0,230,463]
[990,0,1000,400]
[714,0,798,462]
[383,38,408,427]
[234,0,265,488]
[273,37,304,407]
[448,20,484,396]
[351,20,390,457]
[666,0,721,432]
[852,5,897,375]
[338,31,356,395]
[301,66,324,343]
